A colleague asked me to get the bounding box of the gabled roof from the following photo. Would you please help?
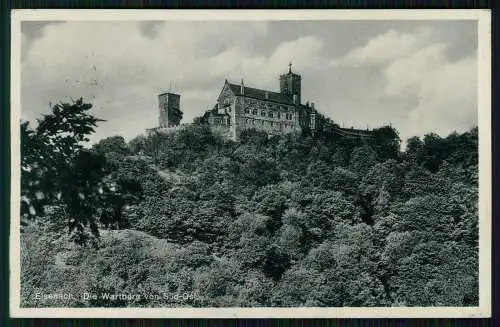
[227,83,295,105]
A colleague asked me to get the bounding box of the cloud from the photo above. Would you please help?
[269,36,324,69]
[391,53,477,139]
[20,21,272,142]
[19,20,477,146]
[21,21,326,143]
[21,21,63,61]
[328,26,477,141]
[330,27,435,67]
[383,42,450,96]
[199,36,324,88]
[382,42,477,139]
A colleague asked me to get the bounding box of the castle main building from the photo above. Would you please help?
[203,64,320,140]
[153,64,373,141]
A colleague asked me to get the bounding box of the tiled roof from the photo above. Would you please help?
[227,83,295,105]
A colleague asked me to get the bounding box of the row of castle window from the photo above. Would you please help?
[245,119,294,129]
[222,98,294,116]
[244,108,293,120]
[240,98,291,111]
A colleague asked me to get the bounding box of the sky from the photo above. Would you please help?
[20,19,478,144]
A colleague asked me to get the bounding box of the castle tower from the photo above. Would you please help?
[279,62,302,105]
[158,92,182,128]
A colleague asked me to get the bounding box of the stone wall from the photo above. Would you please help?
[233,96,300,139]
[158,93,182,127]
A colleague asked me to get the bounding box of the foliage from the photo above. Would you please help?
[21,118,479,307]
[21,99,143,244]
[21,99,107,243]
[369,126,401,161]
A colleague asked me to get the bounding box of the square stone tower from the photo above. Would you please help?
[158,92,182,127]
[279,62,302,105]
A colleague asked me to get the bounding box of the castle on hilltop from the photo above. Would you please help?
[151,64,374,141]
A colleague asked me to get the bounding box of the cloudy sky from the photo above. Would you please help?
[20,19,478,144]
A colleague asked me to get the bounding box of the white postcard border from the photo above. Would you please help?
[10,9,492,319]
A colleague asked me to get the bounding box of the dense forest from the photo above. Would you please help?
[20,99,479,307]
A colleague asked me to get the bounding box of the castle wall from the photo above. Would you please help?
[233,96,301,140]
[217,84,236,112]
[297,106,313,132]
[217,84,237,139]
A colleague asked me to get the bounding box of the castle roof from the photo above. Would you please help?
[227,83,294,105]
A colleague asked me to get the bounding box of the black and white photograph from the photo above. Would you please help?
[10,10,491,318]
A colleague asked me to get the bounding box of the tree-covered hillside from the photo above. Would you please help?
[21,100,479,307]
